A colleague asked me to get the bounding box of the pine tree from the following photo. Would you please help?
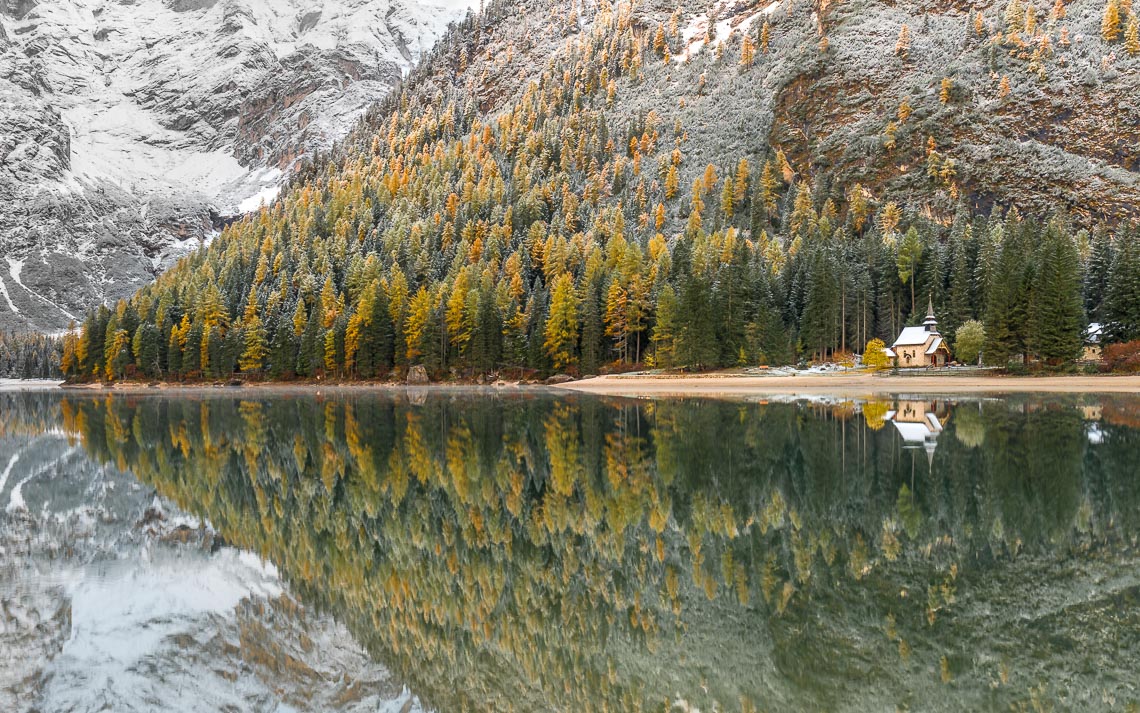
[879,202,902,240]
[998,75,1011,99]
[950,228,975,328]
[1085,228,1114,320]
[897,227,924,316]
[664,164,679,200]
[939,78,953,103]
[405,286,435,364]
[604,280,630,362]
[984,218,1034,364]
[1126,15,1140,54]
[652,284,678,367]
[132,323,161,377]
[895,24,912,59]
[789,182,815,238]
[721,177,735,218]
[1103,0,1122,41]
[800,247,840,361]
[544,273,579,371]
[1104,227,1140,343]
[733,158,750,207]
[1005,0,1026,34]
[579,276,605,374]
[199,284,228,332]
[446,271,473,359]
[364,280,395,376]
[239,288,268,374]
[759,160,779,218]
[1030,221,1084,364]
[740,34,756,66]
[897,99,912,123]
[61,327,79,377]
[675,270,718,369]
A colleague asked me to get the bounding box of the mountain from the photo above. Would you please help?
[0,0,473,333]
[64,0,1140,381]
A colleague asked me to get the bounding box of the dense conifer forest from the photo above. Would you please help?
[0,331,61,380]
[59,1,1140,382]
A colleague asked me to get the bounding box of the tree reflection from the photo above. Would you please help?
[4,390,1138,711]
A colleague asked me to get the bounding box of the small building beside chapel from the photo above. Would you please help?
[884,300,952,368]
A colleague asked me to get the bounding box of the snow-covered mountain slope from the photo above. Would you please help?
[0,0,472,333]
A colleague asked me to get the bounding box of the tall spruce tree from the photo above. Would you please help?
[1029,220,1084,364]
[1103,226,1140,343]
[984,220,1034,365]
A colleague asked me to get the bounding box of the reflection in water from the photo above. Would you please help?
[3,390,1140,711]
[888,399,948,463]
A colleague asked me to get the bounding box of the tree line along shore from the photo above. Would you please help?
[8,2,1140,384]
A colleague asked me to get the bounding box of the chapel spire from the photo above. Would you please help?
[923,295,938,333]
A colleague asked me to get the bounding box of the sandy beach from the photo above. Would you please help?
[4,373,1138,399]
[553,372,1140,397]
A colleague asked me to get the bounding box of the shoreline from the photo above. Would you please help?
[3,372,1138,398]
[551,372,1140,397]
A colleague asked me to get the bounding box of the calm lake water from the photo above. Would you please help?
[2,389,1139,712]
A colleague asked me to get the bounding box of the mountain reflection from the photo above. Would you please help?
[5,390,1140,711]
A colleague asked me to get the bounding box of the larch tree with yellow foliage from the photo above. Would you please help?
[740,34,756,66]
[1126,15,1140,54]
[1103,0,1122,41]
[664,163,680,199]
[239,287,268,374]
[544,273,579,371]
[895,23,911,59]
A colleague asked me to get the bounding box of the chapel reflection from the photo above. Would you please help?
[887,399,950,462]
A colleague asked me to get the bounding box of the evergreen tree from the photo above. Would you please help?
[239,288,269,374]
[984,218,1034,364]
[1104,227,1140,343]
[800,247,839,361]
[579,275,605,374]
[896,227,924,318]
[1103,0,1122,41]
[1029,221,1084,364]
[944,219,974,342]
[1085,227,1114,321]
[132,323,162,378]
[544,273,579,371]
[652,284,678,368]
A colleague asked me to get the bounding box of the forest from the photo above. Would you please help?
[0,331,62,380]
[54,1,1140,382]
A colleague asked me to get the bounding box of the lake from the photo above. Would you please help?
[2,389,1139,712]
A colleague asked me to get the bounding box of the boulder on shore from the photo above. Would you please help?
[407,365,430,385]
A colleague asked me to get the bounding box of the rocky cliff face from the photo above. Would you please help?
[0,0,471,333]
